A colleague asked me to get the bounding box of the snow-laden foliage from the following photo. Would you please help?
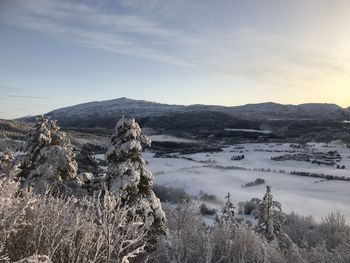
[154,202,350,263]
[220,192,236,223]
[0,150,17,180]
[106,118,150,194]
[106,118,166,241]
[0,177,148,263]
[0,150,13,172]
[77,171,93,185]
[14,255,52,263]
[18,115,81,194]
[252,185,287,241]
[154,202,213,262]
[154,202,284,263]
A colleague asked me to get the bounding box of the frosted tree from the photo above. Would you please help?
[18,115,81,194]
[221,192,236,222]
[252,185,286,241]
[106,117,166,241]
[0,150,14,176]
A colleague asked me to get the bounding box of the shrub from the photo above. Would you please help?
[0,180,148,263]
[153,202,284,263]
[283,212,321,248]
[153,202,212,262]
[320,212,350,249]
[211,221,283,263]
[299,243,344,263]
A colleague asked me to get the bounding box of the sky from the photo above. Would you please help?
[0,0,350,119]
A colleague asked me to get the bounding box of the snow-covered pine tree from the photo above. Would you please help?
[18,115,81,194]
[106,117,166,241]
[221,192,236,222]
[252,185,286,240]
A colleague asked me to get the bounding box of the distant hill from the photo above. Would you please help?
[19,98,350,142]
[231,102,348,120]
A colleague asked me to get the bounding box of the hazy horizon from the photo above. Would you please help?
[1,0,350,119]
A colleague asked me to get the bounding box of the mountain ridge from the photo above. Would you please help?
[25,97,348,116]
[8,98,349,143]
[17,98,350,142]
[19,98,350,125]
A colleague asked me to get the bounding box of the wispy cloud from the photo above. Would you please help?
[1,0,350,88]
[0,86,21,93]
[0,0,196,67]
[4,94,50,99]
[0,86,50,99]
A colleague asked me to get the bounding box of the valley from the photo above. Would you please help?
[89,134,350,221]
[150,142,350,221]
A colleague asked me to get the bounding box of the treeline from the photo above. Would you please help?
[290,171,350,182]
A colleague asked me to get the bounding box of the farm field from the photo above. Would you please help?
[144,142,350,221]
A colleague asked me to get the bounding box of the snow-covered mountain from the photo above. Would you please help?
[231,102,348,120]
[46,97,186,119]
[23,98,349,125]
[19,98,350,141]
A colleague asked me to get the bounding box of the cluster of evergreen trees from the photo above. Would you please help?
[5,116,166,246]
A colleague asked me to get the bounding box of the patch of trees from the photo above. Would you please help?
[290,171,350,182]
[271,150,342,167]
[151,141,222,154]
[243,178,265,187]
[231,154,245,161]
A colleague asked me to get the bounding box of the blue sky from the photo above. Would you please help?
[1,0,350,119]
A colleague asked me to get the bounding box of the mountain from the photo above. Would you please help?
[19,98,350,142]
[23,98,349,124]
[231,102,348,120]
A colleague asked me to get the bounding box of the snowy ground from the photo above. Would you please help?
[143,142,350,221]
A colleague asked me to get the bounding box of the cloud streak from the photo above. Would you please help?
[0,0,197,67]
[0,86,21,93]
[3,95,50,99]
[0,86,50,99]
[1,0,350,89]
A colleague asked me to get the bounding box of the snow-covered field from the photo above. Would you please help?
[144,143,350,221]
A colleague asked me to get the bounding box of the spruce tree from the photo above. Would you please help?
[252,185,286,240]
[19,115,81,194]
[106,117,166,239]
[221,192,236,222]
